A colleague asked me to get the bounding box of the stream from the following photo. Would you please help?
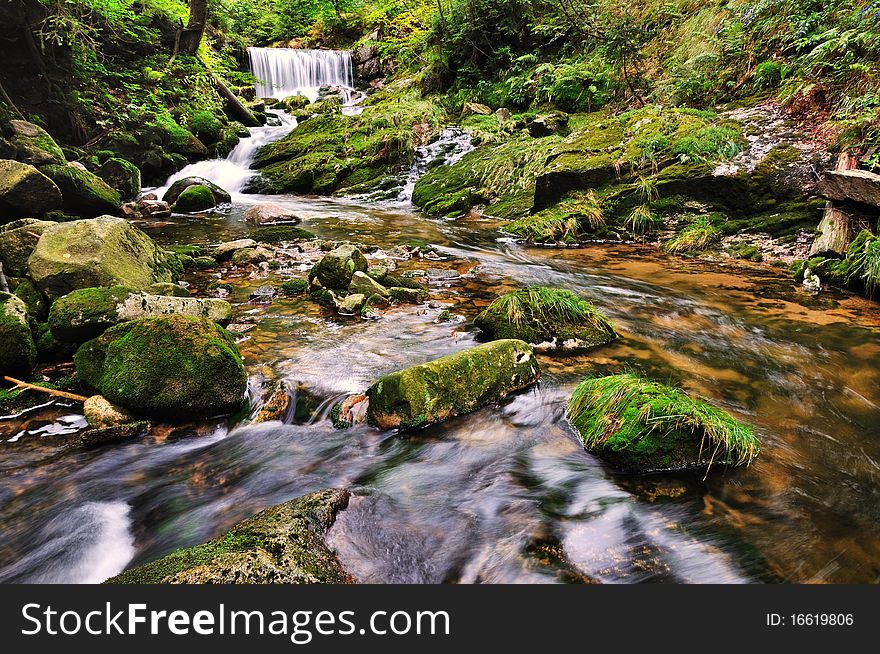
[1,53,880,585]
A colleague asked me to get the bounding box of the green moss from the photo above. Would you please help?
[39,164,121,215]
[187,110,224,144]
[172,185,216,212]
[329,403,350,429]
[251,226,316,243]
[832,230,880,297]
[0,292,36,375]
[474,286,617,350]
[48,286,132,342]
[280,279,309,295]
[663,217,722,254]
[566,373,760,473]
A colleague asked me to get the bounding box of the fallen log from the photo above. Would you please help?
[3,376,89,402]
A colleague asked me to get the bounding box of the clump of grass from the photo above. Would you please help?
[837,230,880,297]
[489,286,613,332]
[625,204,661,237]
[634,175,659,204]
[662,217,722,253]
[566,373,760,471]
[505,190,605,242]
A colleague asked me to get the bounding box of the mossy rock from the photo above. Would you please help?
[105,488,353,584]
[567,373,760,473]
[187,110,224,144]
[310,244,368,291]
[251,225,316,243]
[0,159,62,220]
[97,158,141,200]
[0,292,36,375]
[172,184,216,213]
[146,282,190,297]
[12,277,48,321]
[74,315,247,419]
[280,279,309,295]
[0,218,56,276]
[163,176,231,206]
[8,119,66,166]
[40,164,121,216]
[474,287,617,351]
[27,216,179,300]
[366,339,541,430]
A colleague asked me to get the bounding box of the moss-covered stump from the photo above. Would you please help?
[172,184,216,212]
[366,339,541,430]
[0,292,36,375]
[162,176,231,206]
[7,120,66,167]
[309,244,368,291]
[566,373,760,474]
[27,216,180,300]
[97,158,142,200]
[49,286,233,342]
[0,159,63,221]
[40,164,122,216]
[0,218,56,276]
[74,315,247,419]
[474,287,617,352]
[105,489,353,584]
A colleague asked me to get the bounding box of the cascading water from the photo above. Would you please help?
[396,128,474,203]
[154,110,298,196]
[248,47,363,111]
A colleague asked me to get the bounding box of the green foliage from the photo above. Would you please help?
[483,286,615,335]
[663,217,722,253]
[835,230,880,296]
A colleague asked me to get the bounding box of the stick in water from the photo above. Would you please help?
[3,376,89,402]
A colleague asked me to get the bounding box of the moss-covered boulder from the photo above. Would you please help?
[105,488,353,584]
[7,120,66,166]
[172,184,216,212]
[27,216,180,300]
[40,164,121,215]
[0,159,62,220]
[251,225,316,243]
[231,246,271,267]
[163,176,231,206]
[474,287,617,351]
[0,292,36,375]
[146,282,190,297]
[49,285,232,342]
[348,270,388,297]
[74,315,247,419]
[566,373,760,473]
[97,158,141,200]
[310,244,368,291]
[365,339,540,430]
[12,277,48,321]
[0,218,56,276]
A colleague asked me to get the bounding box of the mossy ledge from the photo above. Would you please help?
[105,489,353,584]
[566,373,760,474]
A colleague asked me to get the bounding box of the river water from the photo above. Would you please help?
[1,190,879,583]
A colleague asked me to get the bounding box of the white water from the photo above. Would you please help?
[155,110,298,197]
[249,47,355,103]
[396,128,474,203]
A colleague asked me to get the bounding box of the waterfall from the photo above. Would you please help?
[248,47,355,103]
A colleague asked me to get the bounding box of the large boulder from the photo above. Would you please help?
[474,286,617,352]
[243,202,302,225]
[27,216,179,300]
[74,315,247,419]
[96,158,141,200]
[40,164,121,215]
[365,339,541,430]
[49,285,233,342]
[172,184,216,212]
[566,373,760,473]
[7,120,66,166]
[163,176,231,206]
[309,244,368,291]
[105,489,353,584]
[0,218,56,277]
[818,169,880,207]
[0,292,36,375]
[0,159,62,220]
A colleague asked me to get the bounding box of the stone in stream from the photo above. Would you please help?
[347,270,388,297]
[96,157,141,200]
[0,292,36,375]
[172,184,216,212]
[309,244,368,291]
[249,285,277,303]
[388,286,429,303]
[338,293,366,315]
[244,202,302,225]
[473,287,617,352]
[80,421,149,448]
[0,218,56,277]
[146,282,190,297]
[74,315,247,419]
[362,339,541,430]
[105,488,354,584]
[162,176,231,206]
[253,382,291,423]
[48,285,233,342]
[0,159,63,220]
[231,246,271,267]
[566,373,760,474]
[27,216,180,300]
[83,394,136,428]
[40,164,122,215]
[251,225,316,243]
[214,238,257,261]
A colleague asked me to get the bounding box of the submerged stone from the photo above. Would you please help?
[365,339,541,430]
[105,488,353,584]
[74,315,247,419]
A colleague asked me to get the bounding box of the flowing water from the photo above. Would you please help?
[2,68,880,584]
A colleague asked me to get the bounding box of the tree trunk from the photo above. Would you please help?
[178,0,209,55]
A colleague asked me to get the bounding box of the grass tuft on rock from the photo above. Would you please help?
[566,373,759,472]
[663,217,722,254]
[837,230,880,297]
